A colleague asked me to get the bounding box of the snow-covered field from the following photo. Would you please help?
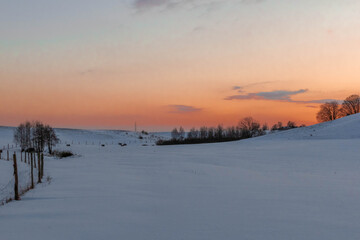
[1,115,360,239]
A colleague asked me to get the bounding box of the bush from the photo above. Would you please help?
[53,150,74,158]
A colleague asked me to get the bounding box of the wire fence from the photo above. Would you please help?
[0,150,36,205]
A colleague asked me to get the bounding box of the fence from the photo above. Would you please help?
[0,150,45,205]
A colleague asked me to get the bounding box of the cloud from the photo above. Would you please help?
[232,86,244,93]
[225,89,340,104]
[231,81,274,93]
[168,105,202,113]
[257,89,308,100]
[226,89,308,101]
[133,0,265,11]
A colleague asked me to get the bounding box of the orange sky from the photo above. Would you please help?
[1,0,360,131]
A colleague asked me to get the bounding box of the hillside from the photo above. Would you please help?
[0,127,164,148]
[1,116,360,240]
[262,113,360,140]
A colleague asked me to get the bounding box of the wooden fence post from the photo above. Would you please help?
[0,150,2,159]
[37,152,41,183]
[7,150,9,161]
[30,153,34,189]
[13,153,20,200]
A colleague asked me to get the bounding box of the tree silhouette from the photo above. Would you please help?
[341,94,360,116]
[317,101,341,122]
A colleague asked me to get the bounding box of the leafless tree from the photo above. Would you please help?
[14,123,27,151]
[171,128,179,140]
[14,121,59,153]
[214,125,224,139]
[179,127,185,140]
[14,121,33,150]
[199,126,208,139]
[44,125,59,154]
[287,121,297,128]
[238,117,261,138]
[341,94,360,116]
[32,121,46,152]
[187,128,199,139]
[316,101,341,122]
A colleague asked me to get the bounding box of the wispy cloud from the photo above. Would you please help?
[231,81,274,93]
[232,86,244,92]
[225,89,308,101]
[133,0,265,11]
[168,104,202,113]
[225,89,340,104]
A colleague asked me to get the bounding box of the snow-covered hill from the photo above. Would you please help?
[262,113,360,140]
[1,115,360,240]
[0,127,165,149]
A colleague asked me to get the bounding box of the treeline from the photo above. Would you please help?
[14,121,59,154]
[270,121,305,131]
[157,117,303,145]
[317,94,360,122]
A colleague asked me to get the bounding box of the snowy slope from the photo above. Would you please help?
[1,116,360,240]
[262,113,360,140]
[55,128,163,146]
[0,126,164,149]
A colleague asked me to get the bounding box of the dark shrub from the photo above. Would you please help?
[53,150,74,158]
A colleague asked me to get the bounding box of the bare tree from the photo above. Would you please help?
[207,127,215,139]
[44,125,59,154]
[14,121,59,153]
[179,127,185,140]
[238,117,261,138]
[199,126,208,139]
[171,128,179,140]
[14,123,27,151]
[262,123,269,132]
[287,121,297,129]
[271,123,278,131]
[215,125,224,139]
[187,128,199,139]
[341,94,360,116]
[32,121,46,152]
[316,101,341,122]
[14,121,33,150]
[25,121,32,149]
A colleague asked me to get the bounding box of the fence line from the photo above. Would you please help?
[0,150,43,205]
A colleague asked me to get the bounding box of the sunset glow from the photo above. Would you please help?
[1,0,360,130]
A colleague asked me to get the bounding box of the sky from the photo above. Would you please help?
[1,0,360,131]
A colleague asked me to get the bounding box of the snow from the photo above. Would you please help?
[1,114,360,239]
[261,113,360,140]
